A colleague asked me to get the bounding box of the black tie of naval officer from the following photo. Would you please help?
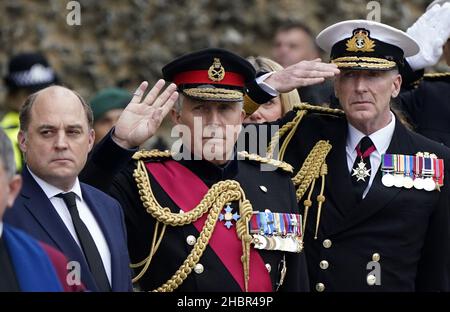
[351,136,376,202]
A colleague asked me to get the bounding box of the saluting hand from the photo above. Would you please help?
[112,80,178,149]
[264,59,340,93]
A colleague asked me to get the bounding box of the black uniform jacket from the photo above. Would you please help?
[81,135,309,292]
[254,110,450,291]
[397,72,450,147]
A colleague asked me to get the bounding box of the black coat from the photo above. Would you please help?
[81,135,309,292]
[397,73,450,147]
[5,167,132,292]
[270,110,450,291]
[297,79,334,106]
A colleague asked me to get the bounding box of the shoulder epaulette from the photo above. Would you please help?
[410,78,423,88]
[423,72,450,81]
[238,151,293,173]
[293,103,345,117]
[132,149,173,161]
[266,103,343,159]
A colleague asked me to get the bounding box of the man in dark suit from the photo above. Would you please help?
[249,20,450,291]
[4,86,132,292]
[0,128,83,292]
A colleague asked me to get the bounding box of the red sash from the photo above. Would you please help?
[146,160,272,291]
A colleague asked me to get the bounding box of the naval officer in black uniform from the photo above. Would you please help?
[81,49,309,292]
[398,64,450,146]
[246,20,450,292]
[395,1,450,146]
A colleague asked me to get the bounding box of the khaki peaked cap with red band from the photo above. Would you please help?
[162,48,256,103]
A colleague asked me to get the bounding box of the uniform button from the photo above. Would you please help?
[194,263,204,274]
[259,185,268,193]
[315,282,325,292]
[322,239,332,249]
[319,260,329,270]
[367,274,377,286]
[265,263,271,273]
[186,235,196,246]
[372,253,380,262]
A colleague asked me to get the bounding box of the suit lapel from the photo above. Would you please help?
[20,167,97,291]
[323,119,357,218]
[21,168,83,255]
[81,184,117,290]
[328,119,412,236]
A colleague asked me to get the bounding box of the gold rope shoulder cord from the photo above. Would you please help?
[292,140,331,239]
[266,104,340,240]
[266,108,306,159]
[403,72,450,91]
[424,72,450,78]
[130,150,254,292]
[266,103,343,160]
[238,151,293,173]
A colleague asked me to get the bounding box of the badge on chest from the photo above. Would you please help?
[381,152,444,191]
[249,209,303,253]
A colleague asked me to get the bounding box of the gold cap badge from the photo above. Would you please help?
[346,29,376,53]
[208,58,225,82]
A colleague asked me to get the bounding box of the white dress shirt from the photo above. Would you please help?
[28,168,112,285]
[346,112,396,198]
[0,222,3,238]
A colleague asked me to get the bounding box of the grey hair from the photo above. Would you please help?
[0,128,17,178]
[174,93,185,113]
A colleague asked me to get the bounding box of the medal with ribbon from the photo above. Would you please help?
[394,154,405,188]
[352,143,375,182]
[403,155,414,189]
[219,203,240,229]
[381,154,395,187]
[382,152,444,191]
[422,153,436,191]
[249,210,303,253]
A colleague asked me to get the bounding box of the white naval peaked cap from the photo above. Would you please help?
[426,0,449,11]
[316,20,419,70]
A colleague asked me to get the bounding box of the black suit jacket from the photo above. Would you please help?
[271,111,450,291]
[4,167,133,292]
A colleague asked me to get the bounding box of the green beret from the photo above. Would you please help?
[90,87,131,121]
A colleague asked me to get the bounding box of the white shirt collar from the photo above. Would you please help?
[347,111,396,154]
[28,166,83,201]
[0,222,3,238]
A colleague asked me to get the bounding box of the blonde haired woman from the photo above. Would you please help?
[244,56,301,123]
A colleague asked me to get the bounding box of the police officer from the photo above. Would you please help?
[248,20,450,291]
[0,53,58,172]
[81,49,309,292]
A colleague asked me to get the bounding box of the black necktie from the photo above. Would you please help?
[56,192,111,291]
[351,136,375,202]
